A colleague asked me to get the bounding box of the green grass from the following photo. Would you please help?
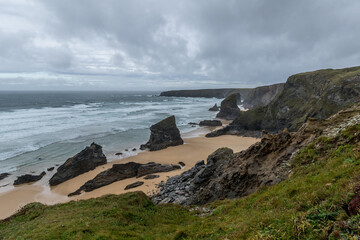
[2,125,360,239]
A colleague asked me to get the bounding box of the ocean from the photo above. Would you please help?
[0,91,219,176]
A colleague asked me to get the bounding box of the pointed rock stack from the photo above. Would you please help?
[216,93,241,120]
[144,115,184,151]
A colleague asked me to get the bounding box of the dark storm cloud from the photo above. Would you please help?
[1,0,360,90]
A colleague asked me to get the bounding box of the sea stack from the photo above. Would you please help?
[144,115,184,151]
[49,142,107,186]
[216,93,241,120]
[208,103,220,111]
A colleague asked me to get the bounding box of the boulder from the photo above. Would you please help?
[139,145,147,150]
[14,171,46,185]
[0,173,10,181]
[49,142,107,186]
[125,181,144,190]
[47,167,55,171]
[199,120,222,127]
[208,104,219,111]
[216,94,241,120]
[144,115,184,151]
[68,161,181,196]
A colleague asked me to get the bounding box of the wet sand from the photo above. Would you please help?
[0,130,258,220]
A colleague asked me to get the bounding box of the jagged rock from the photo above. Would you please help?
[47,167,55,171]
[152,160,205,204]
[14,172,46,185]
[0,173,10,181]
[143,116,184,151]
[199,120,222,127]
[49,143,107,186]
[208,104,220,111]
[132,148,137,151]
[140,144,146,150]
[144,174,160,179]
[125,181,144,190]
[216,94,241,120]
[69,162,181,196]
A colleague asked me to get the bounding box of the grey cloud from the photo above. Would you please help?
[1,0,360,90]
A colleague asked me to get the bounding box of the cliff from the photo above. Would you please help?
[242,83,284,108]
[209,66,360,136]
[159,88,251,99]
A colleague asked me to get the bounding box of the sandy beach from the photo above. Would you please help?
[0,128,258,220]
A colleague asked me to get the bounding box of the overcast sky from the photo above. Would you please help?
[0,0,360,91]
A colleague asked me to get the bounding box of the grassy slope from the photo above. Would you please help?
[2,125,360,239]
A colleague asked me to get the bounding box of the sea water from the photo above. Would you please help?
[0,91,219,177]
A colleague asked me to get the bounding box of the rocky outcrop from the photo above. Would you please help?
[216,93,241,120]
[160,88,251,99]
[155,102,360,206]
[208,104,219,111]
[199,120,222,127]
[243,83,284,109]
[0,173,10,181]
[49,143,107,186]
[209,66,360,136]
[69,162,181,196]
[125,181,144,190]
[143,116,184,151]
[14,172,46,185]
[153,117,327,205]
[152,160,205,204]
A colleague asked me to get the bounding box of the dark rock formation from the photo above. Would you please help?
[47,167,54,171]
[199,120,222,127]
[115,152,123,156]
[143,116,184,151]
[243,83,284,109]
[0,173,10,181]
[152,160,205,204]
[216,94,241,120]
[160,88,250,99]
[208,104,220,111]
[178,162,185,167]
[14,171,46,185]
[125,181,144,190]
[210,66,360,137]
[139,145,146,150]
[132,148,137,151]
[69,162,181,196]
[188,122,198,126]
[49,143,107,186]
[144,174,160,179]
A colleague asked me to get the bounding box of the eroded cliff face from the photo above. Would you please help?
[153,103,360,205]
[208,66,360,137]
[242,83,284,109]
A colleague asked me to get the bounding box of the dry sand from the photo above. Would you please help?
[0,129,258,220]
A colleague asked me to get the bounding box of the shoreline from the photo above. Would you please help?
[0,126,258,220]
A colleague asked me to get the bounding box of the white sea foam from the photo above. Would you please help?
[0,94,219,174]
